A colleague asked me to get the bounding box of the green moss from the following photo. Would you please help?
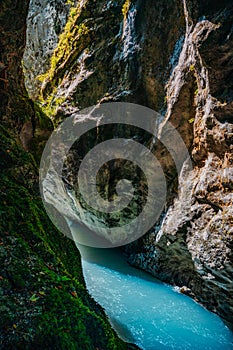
[0,126,136,349]
[40,94,66,121]
[0,0,139,347]
[66,0,75,5]
[36,4,94,123]
[189,64,195,72]
[122,0,131,19]
[34,102,54,130]
[38,5,91,99]
[188,117,195,124]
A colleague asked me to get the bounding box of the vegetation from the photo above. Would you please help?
[38,4,91,100]
[0,0,137,341]
[189,64,195,72]
[0,125,135,349]
[122,0,131,19]
[36,3,93,122]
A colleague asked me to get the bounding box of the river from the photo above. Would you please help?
[77,245,233,350]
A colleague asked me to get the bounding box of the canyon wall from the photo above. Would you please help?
[24,0,233,328]
[0,1,138,348]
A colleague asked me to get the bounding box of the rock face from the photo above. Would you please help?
[25,0,185,121]
[127,0,233,328]
[0,0,33,130]
[24,0,233,329]
[23,0,70,99]
[0,1,139,349]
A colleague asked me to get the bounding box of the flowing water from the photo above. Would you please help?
[78,246,233,350]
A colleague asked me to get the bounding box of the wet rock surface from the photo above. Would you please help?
[0,1,139,349]
[23,0,233,329]
[127,0,233,328]
[23,0,70,99]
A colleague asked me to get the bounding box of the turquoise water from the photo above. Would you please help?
[79,247,233,350]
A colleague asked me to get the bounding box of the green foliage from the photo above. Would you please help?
[40,93,66,121]
[34,102,54,130]
[49,20,89,80]
[37,4,92,122]
[189,64,195,72]
[0,1,138,347]
[66,0,75,5]
[122,0,131,19]
[188,118,195,124]
[38,5,90,98]
[0,127,132,349]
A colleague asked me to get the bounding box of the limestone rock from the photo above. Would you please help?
[127,0,233,328]
[23,0,233,329]
[23,0,70,99]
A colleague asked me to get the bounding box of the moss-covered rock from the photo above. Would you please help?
[0,120,139,350]
[0,1,139,349]
[24,0,233,329]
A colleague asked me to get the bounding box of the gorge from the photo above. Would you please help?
[0,0,233,349]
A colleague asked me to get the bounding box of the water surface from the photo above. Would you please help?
[79,246,233,350]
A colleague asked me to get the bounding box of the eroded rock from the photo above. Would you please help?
[23,0,233,328]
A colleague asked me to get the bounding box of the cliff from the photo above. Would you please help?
[0,1,138,349]
[21,0,233,334]
[127,0,233,328]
